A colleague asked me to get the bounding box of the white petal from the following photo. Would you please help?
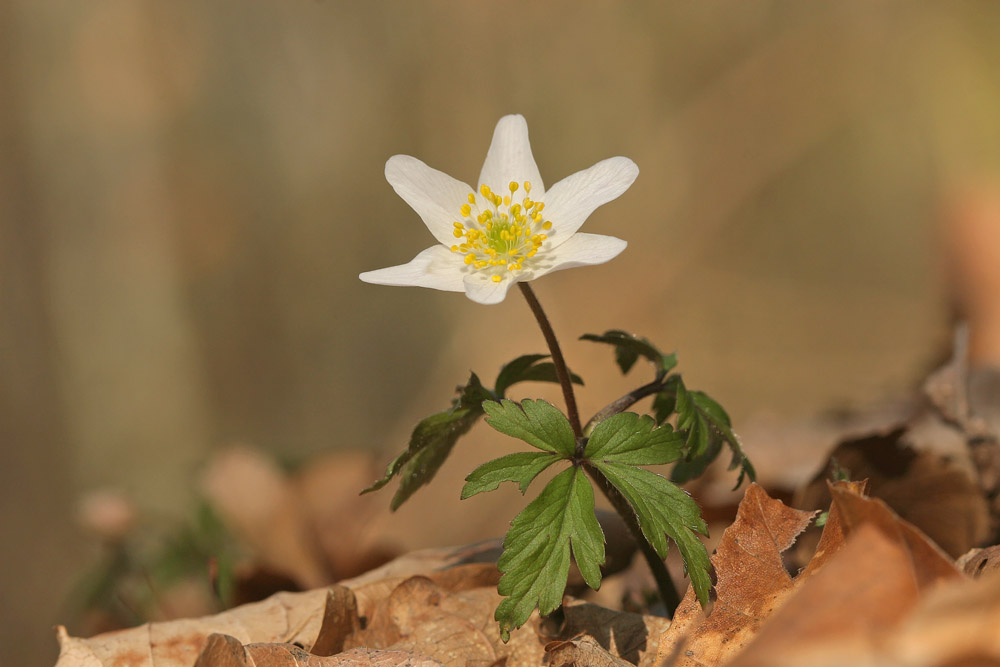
[462,274,518,305]
[359,245,466,292]
[541,157,638,242]
[477,115,544,196]
[385,155,474,247]
[532,233,627,279]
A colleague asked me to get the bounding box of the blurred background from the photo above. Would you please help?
[4,1,1000,664]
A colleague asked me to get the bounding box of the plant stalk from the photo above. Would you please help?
[517,281,683,615]
[517,282,583,440]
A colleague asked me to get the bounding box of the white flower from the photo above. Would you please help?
[359,115,638,305]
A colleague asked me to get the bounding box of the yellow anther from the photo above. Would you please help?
[542,220,552,230]
[451,245,458,252]
[460,204,471,217]
[509,181,518,193]
[524,181,532,193]
[480,184,491,197]
[453,229,463,238]
[464,253,475,265]
[491,275,502,283]
[535,202,544,212]
[467,193,476,204]
[503,195,510,207]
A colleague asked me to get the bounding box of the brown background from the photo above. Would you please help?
[3,2,1000,664]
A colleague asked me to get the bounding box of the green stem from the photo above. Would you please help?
[517,281,683,615]
[517,282,583,440]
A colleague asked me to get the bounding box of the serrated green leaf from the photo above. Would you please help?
[483,399,577,457]
[583,412,684,466]
[581,330,678,379]
[494,354,584,398]
[590,461,712,607]
[362,373,493,510]
[656,377,755,488]
[495,466,605,641]
[461,451,562,499]
[362,407,484,510]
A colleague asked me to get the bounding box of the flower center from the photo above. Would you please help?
[449,181,552,283]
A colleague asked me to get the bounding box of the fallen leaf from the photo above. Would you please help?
[201,446,330,589]
[559,599,671,667]
[545,636,634,667]
[794,428,989,559]
[655,481,963,667]
[955,544,1000,578]
[655,483,817,666]
[194,633,446,666]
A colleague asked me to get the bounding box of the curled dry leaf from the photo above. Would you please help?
[655,480,964,667]
[956,544,1000,578]
[545,636,635,667]
[655,483,818,666]
[559,599,671,667]
[794,428,989,559]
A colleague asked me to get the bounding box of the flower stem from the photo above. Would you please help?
[517,281,683,615]
[517,282,583,440]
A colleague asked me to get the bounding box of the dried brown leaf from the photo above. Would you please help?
[545,637,635,667]
[795,429,989,559]
[957,544,1000,578]
[560,599,671,667]
[655,481,964,667]
[655,483,817,666]
[202,446,329,588]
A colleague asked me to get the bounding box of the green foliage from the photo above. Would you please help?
[362,373,492,510]
[483,398,577,456]
[591,463,712,607]
[654,375,755,487]
[583,330,754,488]
[365,354,584,511]
[494,466,604,642]
[585,413,712,606]
[584,412,685,465]
[580,330,678,379]
[472,398,712,640]
[494,354,583,398]
[461,451,561,498]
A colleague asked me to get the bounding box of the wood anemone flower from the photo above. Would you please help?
[359,115,638,305]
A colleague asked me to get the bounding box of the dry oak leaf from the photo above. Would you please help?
[654,483,817,667]
[655,481,963,667]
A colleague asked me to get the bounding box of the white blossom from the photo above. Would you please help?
[360,115,637,305]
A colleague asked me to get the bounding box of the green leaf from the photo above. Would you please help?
[363,373,493,510]
[494,354,584,398]
[590,461,712,607]
[583,412,685,466]
[581,330,678,379]
[495,466,605,641]
[655,377,755,488]
[483,399,577,457]
[461,451,562,499]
